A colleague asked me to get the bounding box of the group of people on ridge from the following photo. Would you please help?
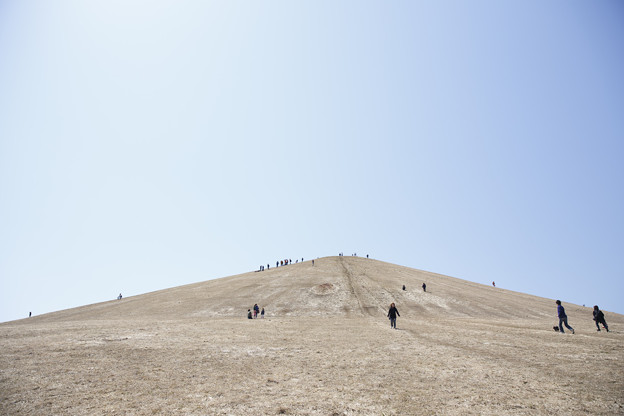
[258,258,307,271]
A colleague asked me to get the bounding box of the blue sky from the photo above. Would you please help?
[1,1,623,323]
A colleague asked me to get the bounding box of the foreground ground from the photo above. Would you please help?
[1,314,623,415]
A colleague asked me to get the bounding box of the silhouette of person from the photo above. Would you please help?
[388,303,400,329]
[261,307,265,318]
[29,312,31,317]
[556,300,574,334]
[593,305,609,332]
[118,293,122,300]
[402,285,406,291]
[492,281,495,287]
[247,309,252,319]
[422,283,426,292]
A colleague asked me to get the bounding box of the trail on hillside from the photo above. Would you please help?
[339,256,395,317]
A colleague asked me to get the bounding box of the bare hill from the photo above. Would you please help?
[14,256,592,322]
[1,256,623,415]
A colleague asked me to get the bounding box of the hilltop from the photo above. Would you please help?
[1,256,623,415]
[14,256,587,322]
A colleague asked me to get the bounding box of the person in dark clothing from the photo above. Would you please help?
[247,309,252,319]
[422,283,426,292]
[402,285,406,291]
[253,304,259,318]
[387,303,400,329]
[593,305,609,332]
[556,300,574,334]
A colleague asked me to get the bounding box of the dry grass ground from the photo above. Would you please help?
[1,256,623,415]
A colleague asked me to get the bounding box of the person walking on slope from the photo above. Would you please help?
[556,300,574,334]
[388,303,400,329]
[593,305,609,332]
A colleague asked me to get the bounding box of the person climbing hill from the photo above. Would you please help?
[556,300,574,334]
[387,303,400,329]
[593,305,609,332]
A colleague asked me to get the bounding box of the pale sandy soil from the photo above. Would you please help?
[1,256,623,415]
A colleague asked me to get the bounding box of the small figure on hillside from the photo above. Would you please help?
[492,281,495,287]
[388,302,400,329]
[118,293,122,300]
[29,312,31,317]
[556,300,574,334]
[422,283,426,292]
[261,307,265,318]
[366,254,369,258]
[253,304,259,318]
[402,285,406,291]
[593,305,609,332]
[267,264,270,270]
[312,259,315,266]
[247,309,252,319]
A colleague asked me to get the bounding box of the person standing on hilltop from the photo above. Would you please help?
[387,303,400,329]
[556,300,574,334]
[593,305,609,332]
[422,283,426,292]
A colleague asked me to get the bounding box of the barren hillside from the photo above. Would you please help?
[1,256,623,415]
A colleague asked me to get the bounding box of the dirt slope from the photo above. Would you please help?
[11,256,592,322]
[1,256,623,415]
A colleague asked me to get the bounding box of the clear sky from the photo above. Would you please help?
[1,1,623,323]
